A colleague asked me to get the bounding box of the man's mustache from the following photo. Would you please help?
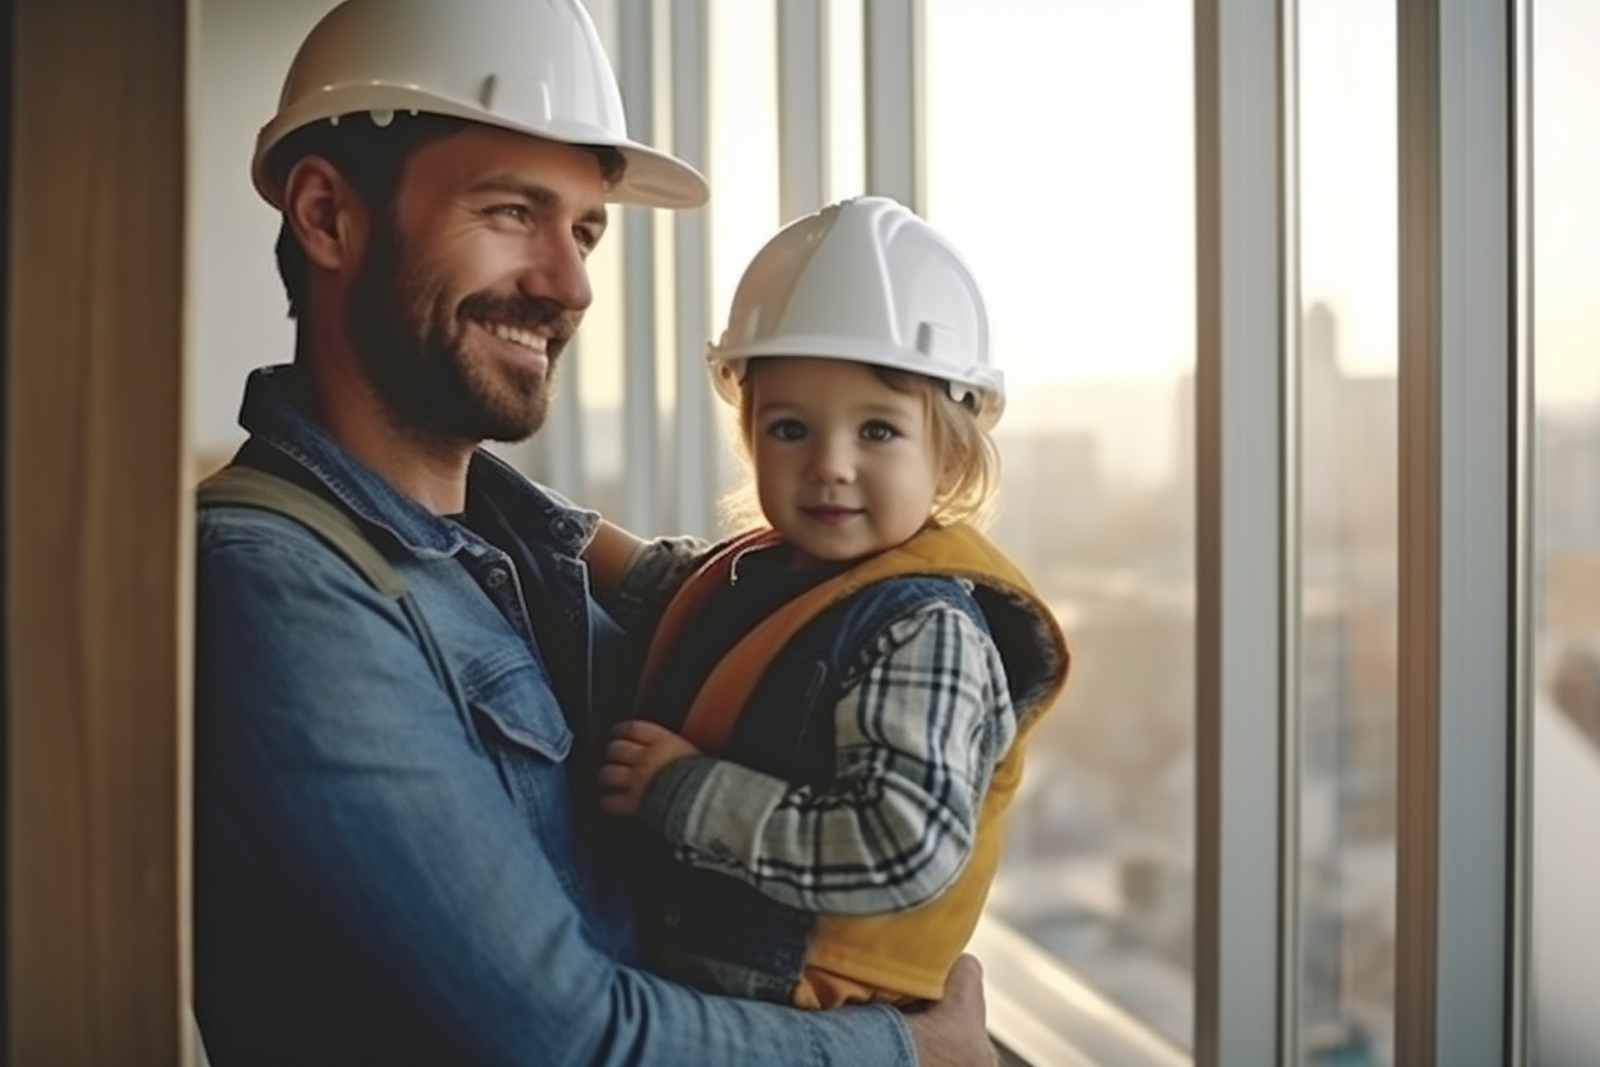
[457,292,579,356]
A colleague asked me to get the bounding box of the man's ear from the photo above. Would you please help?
[281,155,368,275]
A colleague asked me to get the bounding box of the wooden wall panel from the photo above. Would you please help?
[5,0,190,1063]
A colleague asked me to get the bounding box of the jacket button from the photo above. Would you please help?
[485,567,509,588]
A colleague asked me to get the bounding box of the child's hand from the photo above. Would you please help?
[598,720,702,817]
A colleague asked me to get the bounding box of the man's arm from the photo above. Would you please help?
[196,510,922,1067]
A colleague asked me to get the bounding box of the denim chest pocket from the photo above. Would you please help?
[468,672,573,763]
[459,648,582,879]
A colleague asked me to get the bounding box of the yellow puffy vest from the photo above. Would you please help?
[637,523,1071,1006]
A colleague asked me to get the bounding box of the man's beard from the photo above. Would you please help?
[344,219,578,444]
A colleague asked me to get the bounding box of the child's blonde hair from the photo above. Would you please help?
[718,359,1001,534]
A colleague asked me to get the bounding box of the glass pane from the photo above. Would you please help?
[826,0,866,201]
[1529,2,1600,1065]
[925,0,1197,1048]
[190,0,337,477]
[1294,4,1399,1065]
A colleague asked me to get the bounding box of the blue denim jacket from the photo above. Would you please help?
[194,365,916,1067]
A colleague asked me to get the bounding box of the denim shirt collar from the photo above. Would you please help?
[237,363,599,561]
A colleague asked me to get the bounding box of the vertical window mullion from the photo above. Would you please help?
[1508,0,1533,1056]
[1194,1,1297,1064]
[1395,1,1522,1065]
[862,0,923,212]
[670,0,715,537]
[616,0,660,534]
[777,0,829,223]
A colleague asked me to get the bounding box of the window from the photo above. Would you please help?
[179,3,1536,1066]
[924,0,1198,1052]
[1295,3,1399,1062]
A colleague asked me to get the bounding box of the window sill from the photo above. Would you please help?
[972,914,1191,1067]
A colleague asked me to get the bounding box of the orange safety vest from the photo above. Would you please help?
[637,523,1071,1006]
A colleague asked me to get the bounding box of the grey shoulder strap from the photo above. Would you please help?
[197,465,405,599]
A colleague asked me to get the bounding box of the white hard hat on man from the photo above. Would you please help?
[250,0,708,210]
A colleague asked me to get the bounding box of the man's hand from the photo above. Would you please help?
[598,720,701,816]
[904,955,999,1067]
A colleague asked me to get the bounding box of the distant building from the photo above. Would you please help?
[989,427,1104,577]
[1537,408,1600,552]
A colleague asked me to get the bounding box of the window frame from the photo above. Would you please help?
[611,2,1534,1064]
[1394,1,1529,1064]
[1,0,1535,1060]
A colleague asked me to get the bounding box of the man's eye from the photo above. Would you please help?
[488,204,531,223]
[574,226,601,255]
[861,421,900,443]
[766,418,807,442]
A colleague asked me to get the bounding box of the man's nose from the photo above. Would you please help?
[519,233,593,312]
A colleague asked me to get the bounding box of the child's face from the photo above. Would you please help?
[747,357,944,567]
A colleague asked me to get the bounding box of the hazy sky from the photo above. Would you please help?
[925,0,1194,392]
[1532,0,1600,406]
[192,0,1597,458]
[681,0,1598,487]
[925,0,1596,405]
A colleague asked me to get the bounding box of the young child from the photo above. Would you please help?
[596,196,1070,1009]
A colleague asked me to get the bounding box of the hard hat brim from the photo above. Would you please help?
[251,90,708,211]
[708,347,1006,432]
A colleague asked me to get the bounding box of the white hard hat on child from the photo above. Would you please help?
[707,196,1004,430]
[250,0,708,210]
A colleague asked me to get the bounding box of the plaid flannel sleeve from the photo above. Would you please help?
[638,601,1018,915]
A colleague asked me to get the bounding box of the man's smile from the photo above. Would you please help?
[475,319,551,371]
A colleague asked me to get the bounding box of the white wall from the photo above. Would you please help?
[190,0,338,462]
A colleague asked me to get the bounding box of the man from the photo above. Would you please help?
[193,1,997,1064]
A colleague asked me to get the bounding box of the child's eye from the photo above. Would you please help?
[860,421,901,443]
[766,418,807,442]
